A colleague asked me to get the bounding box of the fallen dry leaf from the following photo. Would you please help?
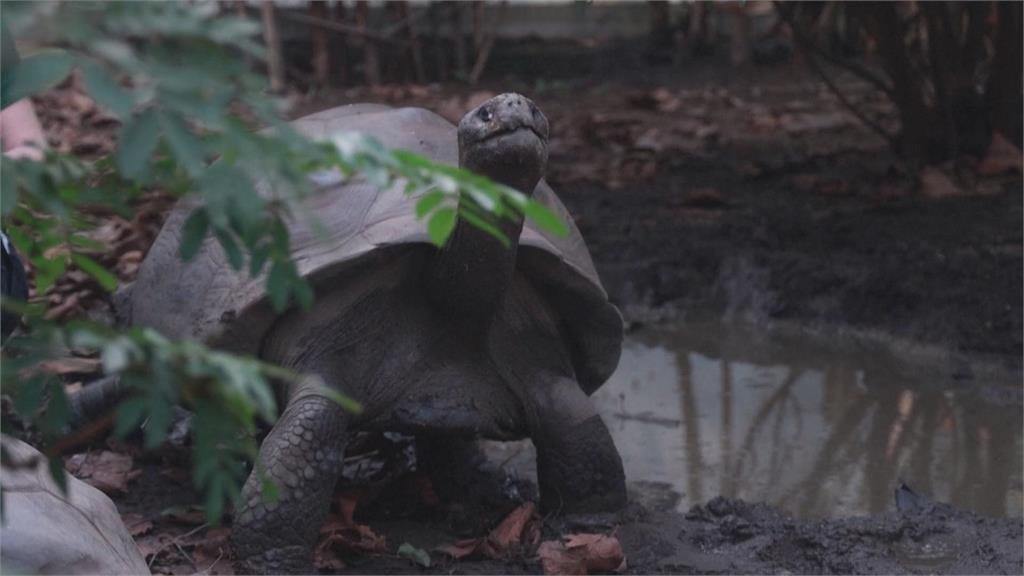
[162,506,207,525]
[918,166,961,198]
[65,450,140,494]
[120,512,154,537]
[976,132,1023,176]
[191,526,235,575]
[437,502,540,561]
[538,533,626,576]
[314,492,387,570]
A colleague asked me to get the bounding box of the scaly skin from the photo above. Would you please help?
[232,388,349,574]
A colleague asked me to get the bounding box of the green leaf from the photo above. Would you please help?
[70,253,118,291]
[308,381,363,415]
[2,51,74,107]
[1,159,15,215]
[48,456,68,495]
[159,111,204,177]
[459,205,510,248]
[414,189,446,218]
[259,474,279,504]
[426,207,456,247]
[179,209,209,261]
[113,396,146,437]
[204,471,225,524]
[214,229,243,270]
[266,261,289,312]
[79,60,133,117]
[522,199,569,237]
[116,108,161,180]
[142,393,172,449]
[397,543,431,568]
[248,243,270,277]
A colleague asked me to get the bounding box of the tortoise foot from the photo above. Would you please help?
[536,414,627,514]
[237,545,312,575]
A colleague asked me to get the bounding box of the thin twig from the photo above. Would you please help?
[200,550,225,575]
[281,10,405,46]
[777,2,895,98]
[775,2,898,149]
[804,51,899,149]
[468,1,507,85]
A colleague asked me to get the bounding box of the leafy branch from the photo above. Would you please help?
[0,1,566,523]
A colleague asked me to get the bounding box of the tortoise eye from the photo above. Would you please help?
[477,107,492,122]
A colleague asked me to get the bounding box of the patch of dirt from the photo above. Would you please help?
[108,442,1022,575]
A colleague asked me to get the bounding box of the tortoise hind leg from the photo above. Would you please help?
[233,387,350,574]
[528,375,626,513]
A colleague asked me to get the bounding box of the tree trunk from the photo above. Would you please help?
[355,1,380,86]
[429,2,448,81]
[453,2,468,80]
[330,1,349,86]
[862,2,931,163]
[400,2,426,84]
[309,0,330,88]
[261,0,285,93]
[647,1,673,63]
[987,1,1023,145]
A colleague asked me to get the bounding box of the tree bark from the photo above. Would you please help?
[261,0,285,93]
[453,1,468,80]
[429,2,448,81]
[862,2,931,162]
[986,0,1023,145]
[400,2,426,84]
[309,0,330,88]
[355,1,380,86]
[331,1,349,86]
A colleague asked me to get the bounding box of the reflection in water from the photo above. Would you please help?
[585,321,1024,518]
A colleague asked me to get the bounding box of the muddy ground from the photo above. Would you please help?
[24,38,1024,574]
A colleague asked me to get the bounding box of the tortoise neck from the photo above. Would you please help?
[427,159,540,321]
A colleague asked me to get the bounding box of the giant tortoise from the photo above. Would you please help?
[125,93,626,573]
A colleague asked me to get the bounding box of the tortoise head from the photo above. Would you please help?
[457,93,549,193]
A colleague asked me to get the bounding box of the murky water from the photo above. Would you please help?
[485,320,1023,519]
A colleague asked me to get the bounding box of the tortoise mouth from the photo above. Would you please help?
[479,125,546,144]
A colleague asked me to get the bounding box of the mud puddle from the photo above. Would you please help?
[485,319,1023,519]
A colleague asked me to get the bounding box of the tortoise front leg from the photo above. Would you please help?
[527,374,626,514]
[233,387,349,574]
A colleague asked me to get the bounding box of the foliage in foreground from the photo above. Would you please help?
[0,1,565,522]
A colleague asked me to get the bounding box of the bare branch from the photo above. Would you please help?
[777,2,895,99]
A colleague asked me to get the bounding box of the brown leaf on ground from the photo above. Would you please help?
[976,133,1023,176]
[65,450,140,494]
[437,502,540,561]
[538,533,626,575]
[918,166,961,198]
[191,526,235,575]
[627,88,681,113]
[159,464,191,485]
[162,506,207,525]
[135,530,175,563]
[44,293,81,321]
[120,512,154,537]
[314,492,387,570]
